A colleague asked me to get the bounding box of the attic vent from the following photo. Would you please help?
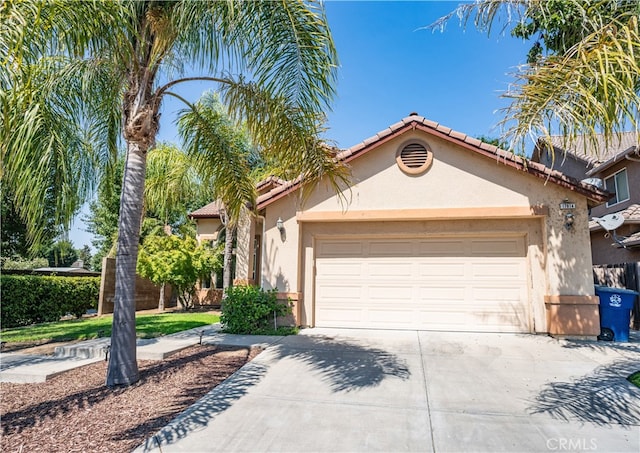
[396,140,433,175]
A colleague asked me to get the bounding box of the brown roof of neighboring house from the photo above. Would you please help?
[189,200,224,219]
[543,132,639,174]
[256,114,610,209]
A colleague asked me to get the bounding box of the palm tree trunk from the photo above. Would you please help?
[222,218,236,292]
[106,142,146,386]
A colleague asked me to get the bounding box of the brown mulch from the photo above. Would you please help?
[1,344,261,453]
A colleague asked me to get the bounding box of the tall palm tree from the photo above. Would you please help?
[1,0,346,386]
[431,0,640,155]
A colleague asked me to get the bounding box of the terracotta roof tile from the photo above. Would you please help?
[362,135,378,146]
[464,136,482,147]
[436,124,452,134]
[449,130,467,141]
[190,200,223,219]
[389,121,405,131]
[479,142,498,153]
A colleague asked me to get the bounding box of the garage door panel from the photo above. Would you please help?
[368,285,413,300]
[418,240,466,256]
[316,283,362,299]
[419,261,466,278]
[368,261,414,277]
[470,238,524,256]
[470,261,526,279]
[316,261,363,277]
[315,236,530,332]
[318,241,363,257]
[369,240,413,257]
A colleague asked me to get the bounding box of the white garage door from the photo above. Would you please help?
[315,236,530,332]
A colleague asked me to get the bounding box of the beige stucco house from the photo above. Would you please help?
[192,114,610,337]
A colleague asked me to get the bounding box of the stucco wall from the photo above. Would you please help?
[591,226,640,265]
[194,218,222,241]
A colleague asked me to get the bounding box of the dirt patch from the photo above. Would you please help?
[1,344,260,452]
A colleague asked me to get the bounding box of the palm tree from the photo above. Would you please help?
[431,0,640,155]
[145,143,207,230]
[178,92,255,292]
[2,0,346,386]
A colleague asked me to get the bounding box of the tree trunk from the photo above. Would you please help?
[106,142,147,387]
[222,221,236,292]
[158,283,165,312]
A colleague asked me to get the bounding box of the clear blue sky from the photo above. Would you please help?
[70,1,532,249]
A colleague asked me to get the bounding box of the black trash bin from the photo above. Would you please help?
[594,285,639,342]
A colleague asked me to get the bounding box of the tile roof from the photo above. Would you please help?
[255,114,610,209]
[544,132,639,171]
[189,200,224,219]
[617,231,640,248]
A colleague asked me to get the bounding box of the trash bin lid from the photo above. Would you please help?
[594,285,640,296]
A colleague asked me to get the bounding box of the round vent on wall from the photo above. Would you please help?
[396,140,433,175]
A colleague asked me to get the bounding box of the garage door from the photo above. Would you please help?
[314,236,530,332]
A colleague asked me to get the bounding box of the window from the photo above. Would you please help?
[200,273,212,289]
[604,168,630,207]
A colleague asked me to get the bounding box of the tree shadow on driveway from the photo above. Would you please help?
[527,357,640,426]
[271,334,412,392]
[139,358,268,452]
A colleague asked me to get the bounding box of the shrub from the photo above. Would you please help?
[1,275,100,328]
[220,286,292,334]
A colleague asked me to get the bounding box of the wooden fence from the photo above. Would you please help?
[593,262,640,330]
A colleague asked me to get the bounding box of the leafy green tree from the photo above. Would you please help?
[46,240,78,268]
[1,256,48,270]
[3,0,343,387]
[77,245,93,270]
[137,234,220,311]
[1,188,56,258]
[433,0,640,155]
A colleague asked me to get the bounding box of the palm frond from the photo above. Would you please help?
[499,11,640,156]
[178,92,256,222]
[222,78,350,202]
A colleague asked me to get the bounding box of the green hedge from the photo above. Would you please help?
[220,286,291,334]
[1,275,100,328]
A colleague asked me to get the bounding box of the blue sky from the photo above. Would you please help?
[70,1,533,249]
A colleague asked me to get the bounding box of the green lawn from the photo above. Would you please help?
[0,312,220,344]
[629,372,640,388]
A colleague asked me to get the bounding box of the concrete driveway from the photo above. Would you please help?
[137,329,640,452]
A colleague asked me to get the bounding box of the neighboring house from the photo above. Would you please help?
[192,114,609,337]
[532,133,640,265]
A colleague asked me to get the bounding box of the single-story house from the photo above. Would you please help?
[192,114,610,337]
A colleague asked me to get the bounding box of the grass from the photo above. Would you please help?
[0,312,220,344]
[629,372,640,388]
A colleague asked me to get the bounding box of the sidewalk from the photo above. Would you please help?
[0,324,282,383]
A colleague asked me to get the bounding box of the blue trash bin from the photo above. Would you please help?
[594,285,639,342]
